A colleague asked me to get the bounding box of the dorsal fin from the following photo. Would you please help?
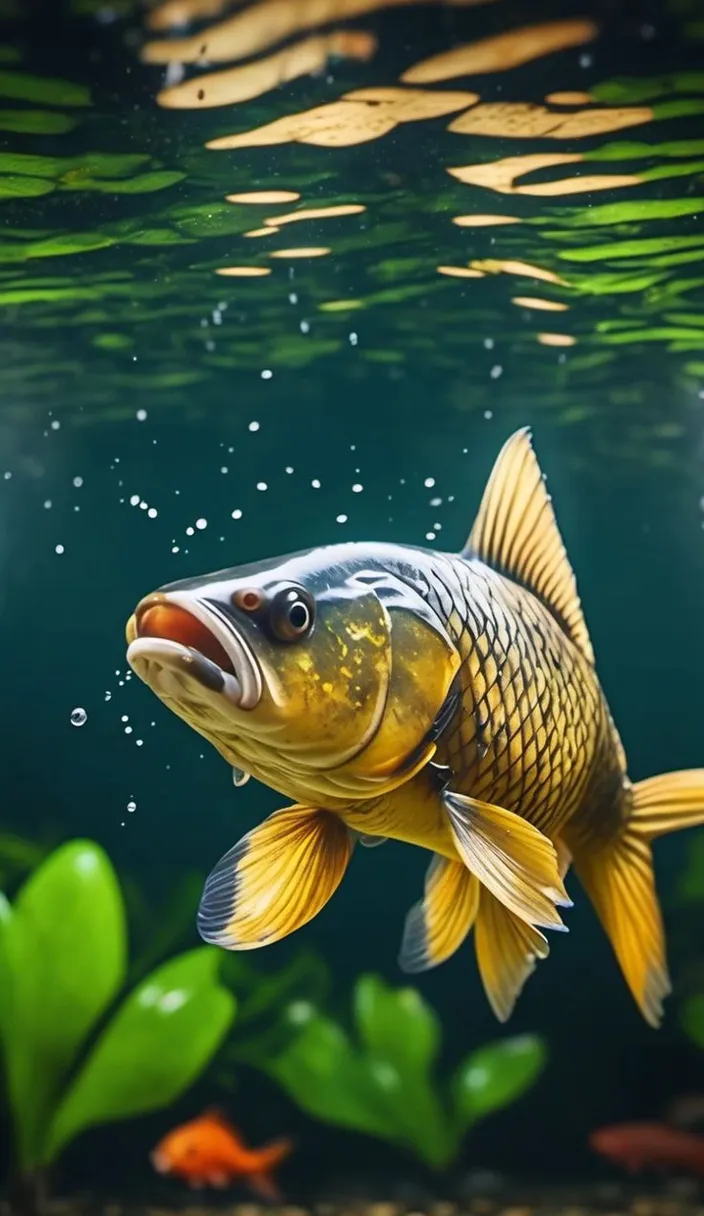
[463,427,594,665]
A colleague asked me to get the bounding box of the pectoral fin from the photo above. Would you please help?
[198,805,353,950]
[443,789,571,930]
[399,855,479,973]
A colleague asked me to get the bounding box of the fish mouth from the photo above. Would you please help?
[150,1149,170,1174]
[126,591,262,710]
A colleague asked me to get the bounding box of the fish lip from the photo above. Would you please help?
[127,592,262,710]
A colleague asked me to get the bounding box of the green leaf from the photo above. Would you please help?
[0,110,77,134]
[0,832,48,881]
[558,236,704,263]
[265,1005,401,1141]
[591,73,704,103]
[548,199,704,228]
[681,995,704,1049]
[96,170,185,194]
[451,1034,546,1134]
[0,175,55,198]
[0,841,126,1169]
[354,974,440,1075]
[353,975,451,1168]
[45,948,235,1162]
[0,70,91,106]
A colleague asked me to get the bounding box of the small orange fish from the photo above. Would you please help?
[150,1109,293,1198]
[590,1122,704,1176]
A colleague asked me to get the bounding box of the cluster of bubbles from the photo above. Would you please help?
[25,399,498,836]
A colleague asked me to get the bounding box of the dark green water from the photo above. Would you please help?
[2,0,704,1206]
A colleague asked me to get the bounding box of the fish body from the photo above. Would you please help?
[127,429,704,1025]
[150,1109,292,1198]
[590,1122,704,1177]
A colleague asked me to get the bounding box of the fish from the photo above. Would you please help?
[150,1108,293,1198]
[126,427,704,1025]
[589,1121,704,1177]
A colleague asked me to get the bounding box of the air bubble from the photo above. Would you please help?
[127,800,136,813]
[70,707,87,727]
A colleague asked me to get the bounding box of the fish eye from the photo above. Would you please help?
[269,585,315,642]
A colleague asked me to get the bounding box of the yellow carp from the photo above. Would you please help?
[126,429,704,1025]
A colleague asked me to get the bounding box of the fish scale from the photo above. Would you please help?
[431,556,604,841]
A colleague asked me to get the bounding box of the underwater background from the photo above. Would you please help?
[2,0,704,1210]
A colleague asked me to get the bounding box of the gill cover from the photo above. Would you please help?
[329,568,461,794]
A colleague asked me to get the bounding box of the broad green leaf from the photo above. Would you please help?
[265,1005,401,1140]
[2,841,126,1169]
[46,947,235,1162]
[451,1034,546,1133]
[354,974,440,1074]
[352,976,450,1168]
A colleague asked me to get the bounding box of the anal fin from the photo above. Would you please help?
[248,1172,282,1203]
[399,855,479,973]
[443,790,571,930]
[571,826,671,1028]
[475,889,549,1022]
[197,806,353,949]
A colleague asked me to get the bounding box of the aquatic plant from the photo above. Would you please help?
[262,973,546,1170]
[0,839,235,1212]
[0,832,51,891]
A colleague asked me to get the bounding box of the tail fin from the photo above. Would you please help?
[573,826,670,1027]
[475,889,550,1023]
[572,771,704,1028]
[252,1137,294,1174]
[247,1137,293,1204]
[631,770,704,839]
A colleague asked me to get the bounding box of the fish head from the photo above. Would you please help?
[126,542,461,803]
[150,1119,210,1179]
